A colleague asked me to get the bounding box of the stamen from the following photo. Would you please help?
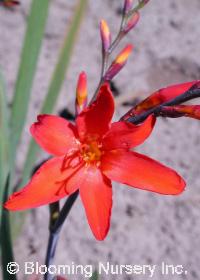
[79,139,102,165]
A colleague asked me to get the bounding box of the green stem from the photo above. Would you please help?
[44,191,79,280]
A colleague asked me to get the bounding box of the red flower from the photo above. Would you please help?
[4,84,185,240]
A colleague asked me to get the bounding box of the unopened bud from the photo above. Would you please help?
[123,0,133,14]
[100,19,111,52]
[76,72,88,115]
[104,44,133,81]
[124,11,140,33]
[168,105,200,120]
[190,81,200,90]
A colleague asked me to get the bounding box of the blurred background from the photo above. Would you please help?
[1,0,200,279]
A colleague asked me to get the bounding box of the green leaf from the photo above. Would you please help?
[90,270,99,280]
[20,0,88,188]
[0,177,17,280]
[1,212,16,280]
[0,2,50,278]
[10,0,50,160]
[0,69,10,221]
[10,212,26,241]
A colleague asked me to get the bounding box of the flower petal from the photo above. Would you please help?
[4,156,81,211]
[70,165,112,240]
[30,114,78,156]
[101,150,185,195]
[76,83,114,140]
[103,115,155,150]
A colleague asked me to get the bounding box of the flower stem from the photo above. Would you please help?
[44,190,79,280]
[91,51,109,104]
[44,232,59,280]
[108,8,128,54]
[91,10,127,102]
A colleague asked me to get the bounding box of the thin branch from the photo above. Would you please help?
[52,190,79,233]
[44,191,79,280]
[44,233,59,280]
[92,9,128,102]
[108,14,127,53]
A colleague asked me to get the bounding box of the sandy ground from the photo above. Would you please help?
[1,0,200,279]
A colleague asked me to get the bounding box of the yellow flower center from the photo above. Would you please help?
[80,140,102,165]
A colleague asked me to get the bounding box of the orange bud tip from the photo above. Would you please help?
[104,44,133,81]
[115,44,133,64]
[76,71,88,114]
[124,12,140,33]
[100,19,111,52]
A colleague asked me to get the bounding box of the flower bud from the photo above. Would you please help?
[104,44,133,81]
[76,72,88,115]
[124,11,140,33]
[190,81,200,90]
[164,105,200,120]
[100,19,111,52]
[123,0,133,14]
[121,81,199,121]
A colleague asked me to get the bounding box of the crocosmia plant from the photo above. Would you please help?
[1,0,200,279]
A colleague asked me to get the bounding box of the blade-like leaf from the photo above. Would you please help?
[0,2,49,278]
[0,177,17,280]
[90,270,99,280]
[1,212,16,280]
[10,0,50,159]
[20,0,87,188]
[0,69,10,221]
